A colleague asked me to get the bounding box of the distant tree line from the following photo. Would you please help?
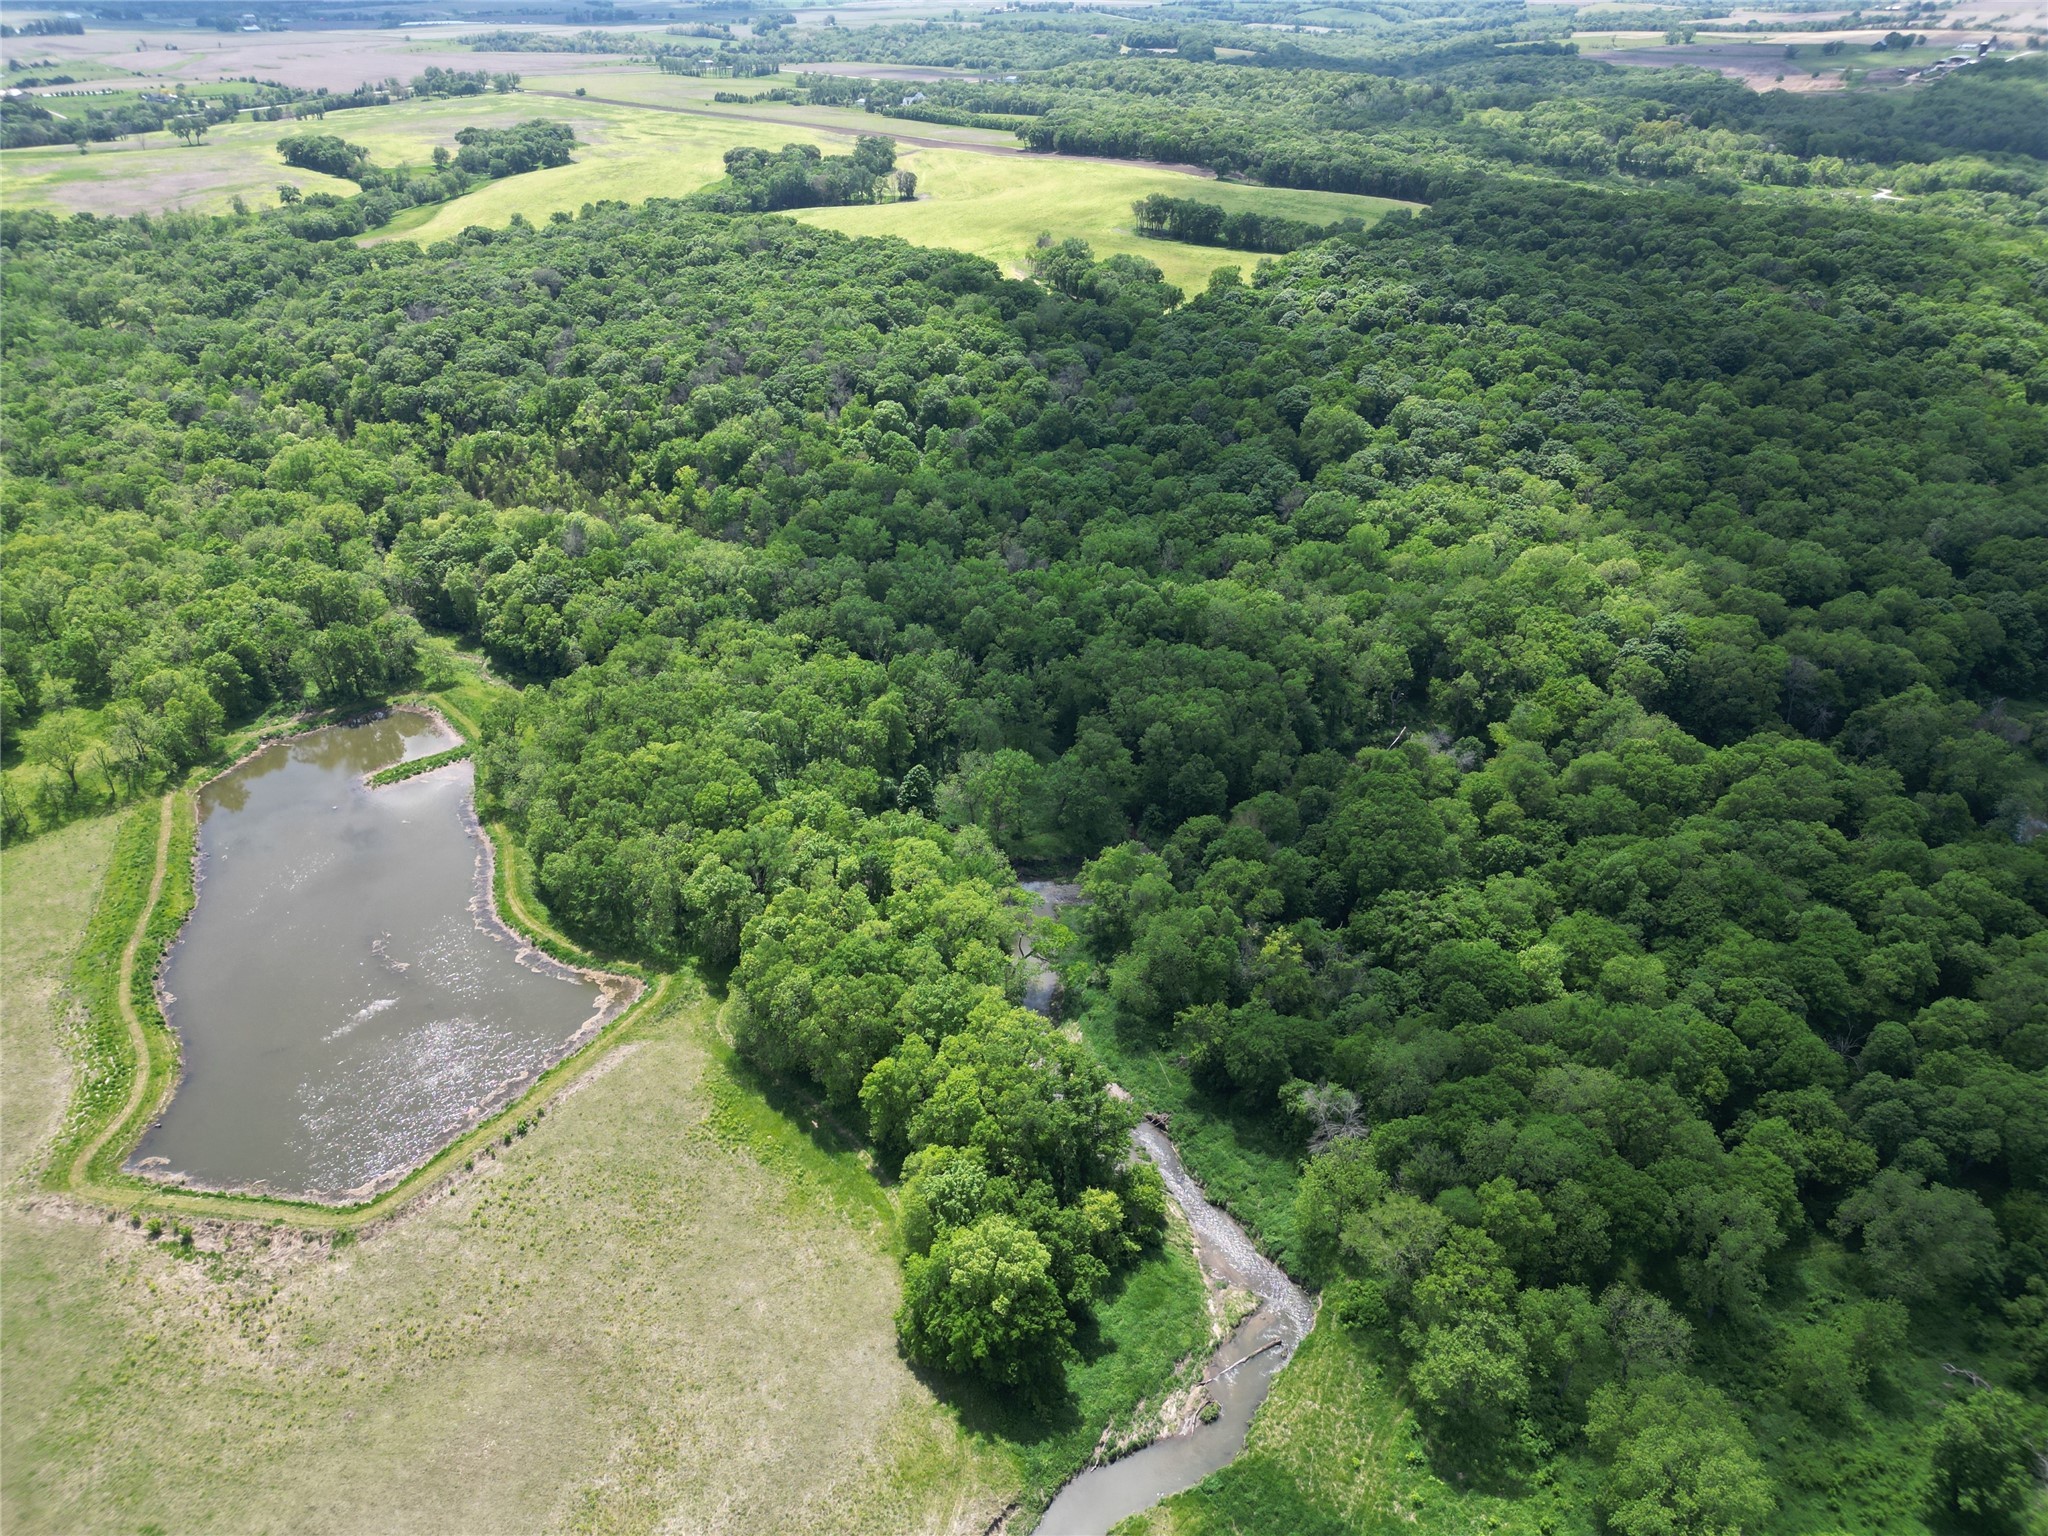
[409,66,520,97]
[2,82,303,151]
[1131,193,1368,253]
[0,62,523,153]
[1008,52,2048,214]
[461,28,643,54]
[655,54,781,77]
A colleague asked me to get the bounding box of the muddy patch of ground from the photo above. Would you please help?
[1590,44,1852,89]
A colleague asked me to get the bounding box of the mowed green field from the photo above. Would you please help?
[372,101,845,244]
[2,73,1415,286]
[0,93,766,219]
[364,81,1414,285]
[0,808,1209,1534]
[794,148,1414,300]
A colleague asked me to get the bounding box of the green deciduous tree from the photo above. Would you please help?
[1929,1388,2044,1529]
[1588,1376,1775,1536]
[1831,1169,2003,1304]
[897,1213,1074,1386]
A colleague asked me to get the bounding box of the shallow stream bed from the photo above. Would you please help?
[1020,881,1314,1536]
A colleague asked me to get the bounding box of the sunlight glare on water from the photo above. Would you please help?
[133,714,605,1199]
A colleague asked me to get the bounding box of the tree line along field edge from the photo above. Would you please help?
[1,74,1416,294]
[2,19,2045,1532]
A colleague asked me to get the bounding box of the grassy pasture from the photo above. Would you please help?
[370,97,1412,287]
[0,131,358,217]
[374,102,845,244]
[1566,30,1678,47]
[3,72,1414,288]
[0,90,767,219]
[376,68,1422,282]
[1,877,996,1532]
[781,0,1009,27]
[0,801,1215,1533]
[0,24,623,92]
[792,146,1414,291]
[0,646,1214,1531]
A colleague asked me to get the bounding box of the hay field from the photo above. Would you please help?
[794,145,1415,291]
[2,813,1014,1535]
[1,791,1209,1533]
[0,93,804,219]
[3,67,1414,286]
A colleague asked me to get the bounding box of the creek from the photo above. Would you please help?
[131,712,620,1201]
[1020,882,1314,1536]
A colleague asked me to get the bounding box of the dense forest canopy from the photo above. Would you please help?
[700,13,2048,218]
[3,11,2045,1532]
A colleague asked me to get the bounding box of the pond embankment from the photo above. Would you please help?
[129,710,637,1203]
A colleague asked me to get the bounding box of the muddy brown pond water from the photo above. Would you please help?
[130,712,620,1201]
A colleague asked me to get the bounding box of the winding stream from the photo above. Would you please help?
[1020,882,1314,1536]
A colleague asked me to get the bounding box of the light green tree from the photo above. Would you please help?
[1930,1388,2044,1529]
[25,709,93,802]
[897,1214,1073,1386]
[1589,1376,1775,1536]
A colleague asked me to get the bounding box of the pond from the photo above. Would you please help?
[130,712,630,1201]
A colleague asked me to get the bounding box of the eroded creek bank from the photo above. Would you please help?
[1019,881,1314,1536]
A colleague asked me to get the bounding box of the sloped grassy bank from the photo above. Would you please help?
[37,679,665,1230]
[10,665,1209,1532]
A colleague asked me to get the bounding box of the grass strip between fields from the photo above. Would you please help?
[41,682,674,1231]
[49,792,191,1196]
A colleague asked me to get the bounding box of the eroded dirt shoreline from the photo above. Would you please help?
[124,708,643,1207]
